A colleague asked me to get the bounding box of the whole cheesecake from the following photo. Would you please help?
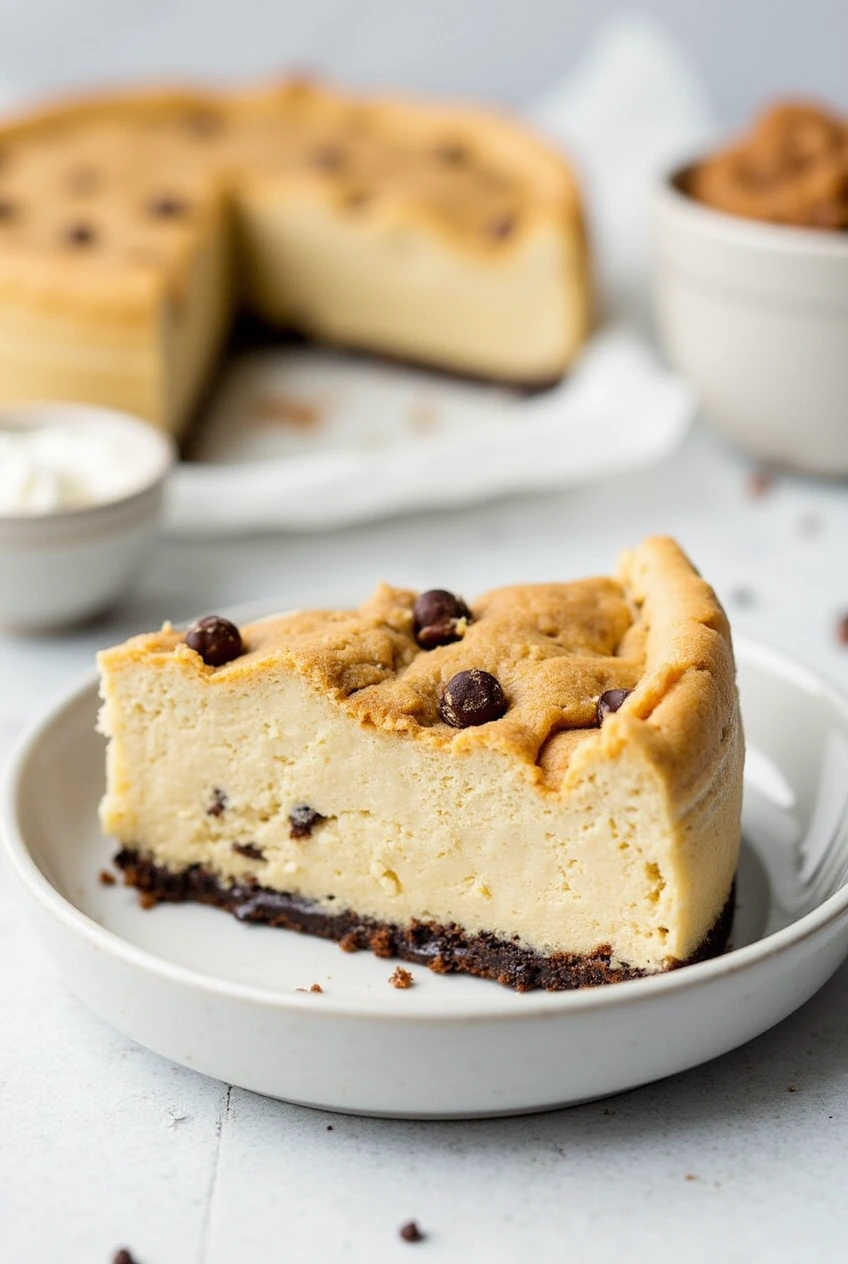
[0,80,590,435]
[97,537,743,991]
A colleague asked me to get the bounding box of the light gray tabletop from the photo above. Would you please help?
[2,423,847,1264]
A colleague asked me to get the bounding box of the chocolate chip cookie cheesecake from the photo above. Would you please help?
[97,537,743,991]
[0,79,589,434]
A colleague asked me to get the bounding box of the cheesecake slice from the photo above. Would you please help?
[0,81,589,435]
[97,538,743,991]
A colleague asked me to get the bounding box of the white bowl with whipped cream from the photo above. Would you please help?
[0,403,174,631]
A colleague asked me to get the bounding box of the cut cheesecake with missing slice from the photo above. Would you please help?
[97,537,743,991]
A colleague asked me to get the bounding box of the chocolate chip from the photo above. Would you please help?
[232,842,264,860]
[185,616,243,667]
[310,144,346,172]
[207,787,228,817]
[289,804,326,839]
[112,1251,140,1264]
[435,140,469,164]
[184,108,222,138]
[440,670,507,728]
[597,688,631,724]
[399,1221,425,1243]
[413,589,471,649]
[489,213,517,239]
[0,198,16,221]
[64,222,96,247]
[148,194,189,218]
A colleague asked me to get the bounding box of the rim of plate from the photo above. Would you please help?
[3,635,848,1023]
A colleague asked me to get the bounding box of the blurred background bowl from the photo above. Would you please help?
[653,167,848,475]
[0,403,175,632]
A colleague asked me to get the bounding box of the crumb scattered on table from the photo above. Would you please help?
[836,614,848,646]
[685,1173,697,1182]
[327,1124,334,1131]
[389,966,414,989]
[746,468,775,498]
[113,1250,140,1264]
[787,1084,797,1093]
[296,983,324,993]
[99,869,116,886]
[399,1221,425,1243]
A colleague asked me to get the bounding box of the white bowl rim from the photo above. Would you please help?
[3,634,848,1024]
[656,161,848,257]
[0,400,176,525]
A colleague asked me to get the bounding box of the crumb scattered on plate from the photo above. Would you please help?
[746,468,775,498]
[389,966,414,989]
[296,983,324,993]
[99,869,116,886]
[254,394,322,430]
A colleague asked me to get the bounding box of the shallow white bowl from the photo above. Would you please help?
[3,632,848,1118]
[653,169,848,475]
[0,403,175,632]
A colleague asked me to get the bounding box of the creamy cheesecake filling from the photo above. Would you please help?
[98,538,744,980]
[0,81,590,432]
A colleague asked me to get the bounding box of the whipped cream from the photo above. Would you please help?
[0,421,161,515]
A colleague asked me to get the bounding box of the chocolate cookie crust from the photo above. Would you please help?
[115,848,735,992]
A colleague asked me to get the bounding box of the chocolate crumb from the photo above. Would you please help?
[99,869,116,886]
[289,804,326,839]
[112,1251,140,1264]
[232,842,265,861]
[64,222,96,247]
[399,1221,425,1244]
[684,1174,697,1182]
[138,892,157,910]
[327,1124,334,1130]
[787,1084,797,1093]
[207,788,228,817]
[389,966,414,989]
[747,467,775,498]
[836,614,848,646]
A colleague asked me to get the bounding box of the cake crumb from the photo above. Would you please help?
[255,393,322,430]
[99,869,116,886]
[327,1124,334,1131]
[113,1250,140,1264]
[138,892,157,910]
[685,1173,697,1182]
[836,614,848,646]
[787,1084,797,1093]
[296,983,324,993]
[399,1221,425,1243]
[389,966,414,989]
[746,467,775,498]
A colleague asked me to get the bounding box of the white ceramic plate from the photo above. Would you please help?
[3,635,848,1119]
